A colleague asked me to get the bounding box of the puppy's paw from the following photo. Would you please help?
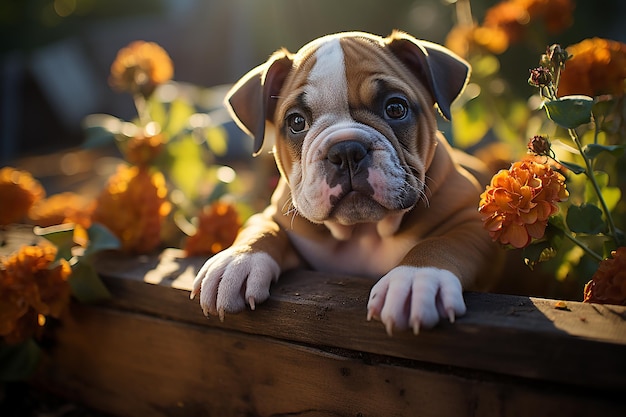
[366,266,466,336]
[190,248,280,321]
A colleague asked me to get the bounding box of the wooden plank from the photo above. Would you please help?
[37,304,625,417]
[92,250,626,393]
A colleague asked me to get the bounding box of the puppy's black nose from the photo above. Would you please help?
[327,141,368,173]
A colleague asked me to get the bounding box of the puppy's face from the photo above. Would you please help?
[226,31,470,231]
[274,36,433,227]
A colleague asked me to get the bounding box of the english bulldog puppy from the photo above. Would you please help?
[191,31,499,335]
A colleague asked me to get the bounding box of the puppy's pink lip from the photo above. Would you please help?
[327,191,390,224]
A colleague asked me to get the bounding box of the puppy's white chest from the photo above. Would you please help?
[288,224,414,278]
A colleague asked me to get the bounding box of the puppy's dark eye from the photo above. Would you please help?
[287,113,309,134]
[385,98,409,120]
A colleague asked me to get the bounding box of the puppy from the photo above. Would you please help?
[191,31,498,335]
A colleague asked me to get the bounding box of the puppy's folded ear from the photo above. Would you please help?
[225,50,293,156]
[385,30,470,120]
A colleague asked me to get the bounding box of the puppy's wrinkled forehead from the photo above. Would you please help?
[283,34,422,117]
[304,39,350,115]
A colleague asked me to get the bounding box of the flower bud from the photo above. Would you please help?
[528,67,552,88]
[527,135,552,157]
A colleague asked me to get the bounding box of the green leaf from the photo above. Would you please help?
[585,171,622,212]
[82,223,121,261]
[523,240,556,269]
[146,97,168,129]
[205,126,228,156]
[82,114,128,148]
[583,144,626,159]
[601,187,622,213]
[83,126,117,148]
[559,160,585,174]
[451,100,491,148]
[165,99,195,135]
[0,339,41,381]
[542,95,594,129]
[34,224,75,261]
[168,135,209,200]
[69,261,111,303]
[566,204,605,234]
[592,96,618,119]
[471,54,500,77]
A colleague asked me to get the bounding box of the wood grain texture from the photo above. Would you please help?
[38,304,625,417]
[89,249,626,393]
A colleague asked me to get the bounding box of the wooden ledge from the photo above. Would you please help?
[32,248,625,416]
[94,250,626,389]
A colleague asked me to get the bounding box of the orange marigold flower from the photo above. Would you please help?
[583,247,626,306]
[479,160,568,249]
[482,0,574,49]
[445,24,509,58]
[185,201,242,257]
[0,244,72,344]
[124,132,166,167]
[483,1,530,45]
[109,40,173,98]
[558,38,626,97]
[0,167,45,226]
[28,192,95,229]
[92,165,170,254]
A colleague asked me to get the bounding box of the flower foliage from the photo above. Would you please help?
[0,244,71,344]
[446,0,575,57]
[479,160,568,249]
[92,165,171,254]
[0,167,45,226]
[81,38,248,257]
[583,247,626,306]
[109,41,174,98]
[558,38,626,97]
[184,201,242,257]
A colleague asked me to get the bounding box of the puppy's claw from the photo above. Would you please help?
[412,321,420,336]
[385,320,394,337]
[248,297,256,311]
[366,309,374,322]
[218,308,225,322]
[190,289,198,300]
[447,308,456,324]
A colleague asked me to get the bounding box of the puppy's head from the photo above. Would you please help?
[226,31,470,236]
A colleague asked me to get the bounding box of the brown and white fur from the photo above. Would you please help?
[191,31,499,335]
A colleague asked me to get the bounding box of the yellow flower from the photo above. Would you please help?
[479,160,568,248]
[584,247,626,306]
[109,41,173,98]
[124,132,166,167]
[92,165,170,254]
[558,38,626,97]
[0,167,46,226]
[0,244,72,344]
[184,201,241,257]
[28,192,95,228]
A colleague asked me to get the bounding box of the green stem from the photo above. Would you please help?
[568,128,619,246]
[133,94,151,127]
[561,230,604,262]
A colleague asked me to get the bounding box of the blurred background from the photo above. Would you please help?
[1,0,625,163]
